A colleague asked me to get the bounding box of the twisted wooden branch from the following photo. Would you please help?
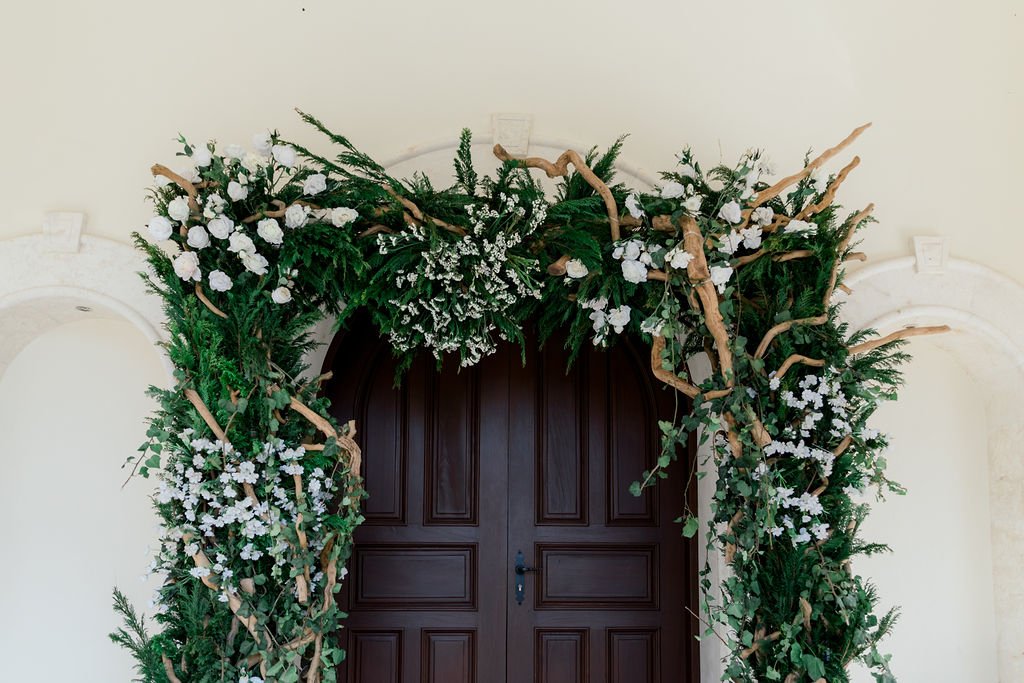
[288,396,362,479]
[151,163,199,215]
[754,316,828,359]
[493,144,621,241]
[383,186,466,236]
[162,655,183,683]
[774,354,826,380]
[242,199,287,224]
[740,630,781,660]
[848,325,951,355]
[824,204,874,307]
[195,284,228,319]
[680,216,735,383]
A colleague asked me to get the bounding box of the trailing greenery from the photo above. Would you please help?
[115,114,922,682]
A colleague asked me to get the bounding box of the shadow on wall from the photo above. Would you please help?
[0,318,167,681]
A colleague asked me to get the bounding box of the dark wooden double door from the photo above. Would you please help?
[325,317,697,683]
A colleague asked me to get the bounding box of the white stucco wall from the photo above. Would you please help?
[0,318,167,682]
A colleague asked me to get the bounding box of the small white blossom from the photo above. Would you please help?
[719,230,743,255]
[683,195,703,214]
[621,259,648,284]
[167,197,191,223]
[329,207,358,227]
[660,181,686,199]
[624,192,644,219]
[740,225,763,250]
[565,259,588,279]
[252,131,273,156]
[173,251,202,282]
[271,144,296,168]
[191,147,212,168]
[751,206,774,227]
[284,204,309,229]
[718,200,742,224]
[666,247,693,270]
[784,219,817,236]
[148,215,173,241]
[208,270,232,292]
[228,232,256,254]
[256,218,284,245]
[271,286,292,304]
[709,265,733,293]
[227,181,248,202]
[607,305,631,333]
[303,173,327,196]
[186,225,210,249]
[208,217,234,240]
[239,251,269,276]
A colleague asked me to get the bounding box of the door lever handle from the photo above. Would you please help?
[514,550,539,605]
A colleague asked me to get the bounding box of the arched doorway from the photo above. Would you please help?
[323,312,698,682]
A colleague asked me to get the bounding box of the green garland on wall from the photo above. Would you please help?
[111,113,947,683]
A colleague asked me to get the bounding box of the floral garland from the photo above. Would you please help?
[112,113,946,683]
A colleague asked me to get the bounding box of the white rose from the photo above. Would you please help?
[667,248,693,270]
[224,144,245,159]
[167,197,191,223]
[621,259,648,284]
[284,204,308,229]
[303,173,327,196]
[607,305,631,333]
[624,192,644,219]
[751,206,774,227]
[187,225,210,249]
[784,219,817,236]
[241,153,264,174]
[660,181,686,199]
[256,218,284,245]
[718,200,742,224]
[228,232,256,254]
[208,270,232,292]
[678,163,697,179]
[227,181,248,202]
[329,207,359,227]
[173,251,202,282]
[719,230,743,255]
[239,250,269,275]
[147,215,173,241]
[683,195,703,214]
[208,217,234,240]
[707,178,725,192]
[710,265,734,293]
[589,309,607,332]
[271,286,292,304]
[155,174,173,188]
[191,147,212,168]
[203,194,226,219]
[177,166,201,184]
[252,131,273,156]
[623,240,642,261]
[272,144,296,168]
[741,226,763,250]
[565,259,588,279]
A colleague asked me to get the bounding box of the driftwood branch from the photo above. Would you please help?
[151,163,199,215]
[195,284,228,319]
[754,316,828,359]
[848,325,951,355]
[493,144,621,241]
[774,354,826,380]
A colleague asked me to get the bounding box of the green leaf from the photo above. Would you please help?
[681,516,699,538]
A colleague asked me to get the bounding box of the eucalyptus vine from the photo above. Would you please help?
[112,112,945,682]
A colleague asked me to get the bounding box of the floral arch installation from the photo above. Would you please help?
[114,113,947,683]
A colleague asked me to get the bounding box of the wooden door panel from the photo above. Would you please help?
[326,315,695,682]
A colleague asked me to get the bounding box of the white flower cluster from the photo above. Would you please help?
[377,195,545,367]
[580,297,631,346]
[150,430,340,604]
[147,133,359,304]
[767,485,830,545]
[658,179,704,215]
[612,238,653,284]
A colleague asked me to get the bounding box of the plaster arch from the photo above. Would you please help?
[841,257,1024,682]
[0,230,171,379]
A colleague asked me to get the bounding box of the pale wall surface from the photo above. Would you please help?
[0,319,167,682]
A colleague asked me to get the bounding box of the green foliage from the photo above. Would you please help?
[116,114,913,682]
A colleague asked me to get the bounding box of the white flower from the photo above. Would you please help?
[809,168,828,193]
[581,297,608,311]
[155,174,172,188]
[272,144,296,168]
[284,204,308,229]
[227,181,248,202]
[718,200,742,224]
[769,375,781,391]
[794,528,812,544]
[271,286,292,304]
[621,259,648,284]
[751,206,774,227]
[667,247,693,270]
[241,153,265,174]
[329,207,359,227]
[224,144,245,159]
[565,259,588,278]
[740,226,763,250]
[303,173,327,196]
[614,239,641,261]
[678,163,697,179]
[191,146,212,168]
[784,219,817,236]
[228,232,256,254]
[208,217,234,240]
[256,218,283,245]
[208,270,232,292]
[589,309,606,332]
[167,197,191,223]
[189,566,211,579]
[640,317,664,336]
[173,251,202,282]
[660,181,686,199]
[719,230,743,255]
[607,305,631,333]
[186,225,210,249]
[682,195,703,215]
[178,166,201,184]
[252,131,273,156]
[624,192,644,219]
[811,523,830,541]
[239,251,269,276]
[709,265,733,293]
[147,215,173,241]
